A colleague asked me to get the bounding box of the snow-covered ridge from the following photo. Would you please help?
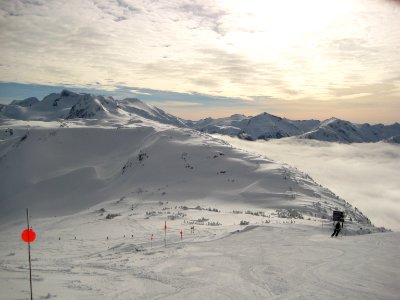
[385,135,400,144]
[190,114,400,143]
[299,117,400,143]
[0,123,382,235]
[10,97,39,107]
[1,90,185,127]
[3,91,399,142]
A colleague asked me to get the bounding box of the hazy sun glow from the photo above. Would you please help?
[0,0,400,122]
[229,0,343,38]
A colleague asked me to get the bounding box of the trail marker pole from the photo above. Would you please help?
[24,208,34,300]
[180,230,183,241]
[151,234,153,249]
[164,221,167,247]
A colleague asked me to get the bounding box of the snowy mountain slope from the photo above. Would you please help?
[0,196,397,299]
[239,112,314,140]
[0,119,377,233]
[10,97,39,107]
[118,98,186,127]
[0,90,186,127]
[0,124,393,298]
[190,114,400,143]
[0,93,395,299]
[66,93,118,119]
[299,118,366,143]
[386,135,400,144]
[299,118,400,143]
[191,113,320,140]
[358,122,400,142]
[0,91,387,233]
[290,118,322,132]
[0,90,99,121]
[188,114,247,136]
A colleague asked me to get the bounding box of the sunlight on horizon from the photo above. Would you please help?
[0,0,399,122]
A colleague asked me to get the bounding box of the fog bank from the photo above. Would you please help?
[215,135,400,231]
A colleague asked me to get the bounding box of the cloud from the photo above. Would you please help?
[337,93,372,100]
[189,78,219,88]
[0,0,399,123]
[217,136,400,231]
[150,101,202,107]
[92,0,140,22]
[177,0,227,35]
[386,0,400,5]
[130,89,152,95]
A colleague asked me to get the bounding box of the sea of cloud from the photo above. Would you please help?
[215,135,400,231]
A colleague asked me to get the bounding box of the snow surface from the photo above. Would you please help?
[0,206,398,299]
[0,121,393,299]
[1,117,377,230]
[1,92,398,299]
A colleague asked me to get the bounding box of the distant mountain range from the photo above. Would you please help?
[189,113,400,143]
[1,90,399,143]
[0,89,185,127]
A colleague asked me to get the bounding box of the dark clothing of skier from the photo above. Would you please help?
[331,222,341,237]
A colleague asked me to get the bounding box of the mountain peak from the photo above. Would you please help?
[66,94,112,119]
[323,117,343,122]
[229,114,247,119]
[10,97,39,107]
[60,89,78,97]
[120,97,141,103]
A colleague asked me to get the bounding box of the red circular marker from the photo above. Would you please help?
[21,229,36,243]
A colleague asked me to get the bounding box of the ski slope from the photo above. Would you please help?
[0,205,398,299]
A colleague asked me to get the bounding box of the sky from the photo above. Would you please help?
[0,0,400,123]
[216,135,400,231]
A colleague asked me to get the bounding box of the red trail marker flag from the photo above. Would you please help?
[21,229,36,243]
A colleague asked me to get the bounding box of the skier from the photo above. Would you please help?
[331,222,341,237]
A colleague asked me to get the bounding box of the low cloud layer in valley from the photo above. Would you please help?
[216,135,400,231]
